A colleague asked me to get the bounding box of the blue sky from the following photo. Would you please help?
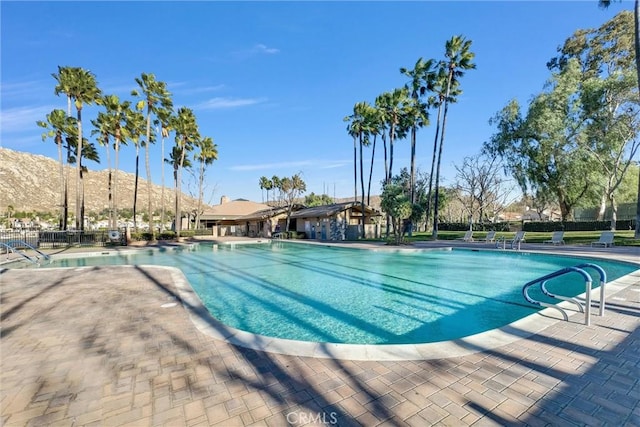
[0,1,630,205]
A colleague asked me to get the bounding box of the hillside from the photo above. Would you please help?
[0,148,205,215]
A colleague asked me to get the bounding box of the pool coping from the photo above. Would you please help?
[20,239,640,361]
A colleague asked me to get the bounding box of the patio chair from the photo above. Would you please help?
[456,230,474,242]
[590,231,614,248]
[483,230,497,243]
[497,231,526,249]
[543,231,565,245]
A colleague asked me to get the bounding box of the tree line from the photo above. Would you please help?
[345,35,476,239]
[37,68,218,239]
[358,11,639,241]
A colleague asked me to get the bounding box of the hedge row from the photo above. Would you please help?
[437,222,512,232]
[523,220,637,232]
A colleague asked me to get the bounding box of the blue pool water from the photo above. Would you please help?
[42,242,637,344]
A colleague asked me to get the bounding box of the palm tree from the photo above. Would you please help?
[155,107,174,232]
[91,107,115,228]
[400,58,435,205]
[52,67,102,230]
[170,107,199,238]
[37,109,76,230]
[111,97,133,230]
[128,107,146,231]
[52,67,75,229]
[432,36,475,239]
[344,102,368,203]
[194,136,218,229]
[599,0,640,238]
[376,88,411,184]
[364,104,383,206]
[132,73,174,240]
[424,66,454,228]
[259,176,270,203]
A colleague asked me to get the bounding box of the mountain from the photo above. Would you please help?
[0,148,206,215]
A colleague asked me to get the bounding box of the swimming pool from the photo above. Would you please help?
[40,241,638,345]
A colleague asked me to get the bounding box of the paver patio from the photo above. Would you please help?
[1,241,638,426]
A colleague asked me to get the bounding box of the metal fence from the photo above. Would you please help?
[0,229,126,249]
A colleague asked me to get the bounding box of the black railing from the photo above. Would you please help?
[0,229,126,249]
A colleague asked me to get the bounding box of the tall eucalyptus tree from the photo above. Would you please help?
[598,1,640,236]
[131,73,174,240]
[432,36,475,238]
[170,107,199,237]
[52,66,102,230]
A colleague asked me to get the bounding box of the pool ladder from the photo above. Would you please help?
[522,263,607,326]
[1,240,51,266]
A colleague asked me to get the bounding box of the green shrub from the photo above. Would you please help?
[523,220,636,232]
[158,231,176,240]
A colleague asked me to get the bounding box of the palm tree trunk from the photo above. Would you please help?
[367,135,377,206]
[56,134,64,230]
[176,143,186,238]
[105,138,113,229]
[145,138,155,240]
[410,125,417,204]
[160,133,166,233]
[133,145,140,231]
[634,0,640,238]
[359,135,366,239]
[197,159,205,229]
[75,107,83,231]
[433,78,453,239]
[426,103,443,230]
[353,135,358,202]
[114,138,120,231]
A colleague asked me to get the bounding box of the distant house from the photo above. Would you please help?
[290,201,381,240]
[198,196,271,237]
[198,198,381,240]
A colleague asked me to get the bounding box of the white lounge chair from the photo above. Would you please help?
[591,231,614,248]
[497,231,526,249]
[483,230,497,243]
[543,231,565,245]
[457,230,474,242]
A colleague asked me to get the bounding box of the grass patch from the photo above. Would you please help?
[379,230,640,246]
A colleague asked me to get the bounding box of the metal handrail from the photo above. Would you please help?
[522,266,594,325]
[574,263,607,316]
[1,240,50,265]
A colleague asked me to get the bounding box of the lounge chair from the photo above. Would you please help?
[590,231,614,248]
[483,230,497,243]
[456,230,474,242]
[543,231,565,245]
[497,231,526,249]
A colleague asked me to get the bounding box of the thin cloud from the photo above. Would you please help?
[253,44,280,55]
[194,97,266,110]
[231,43,280,60]
[1,80,50,101]
[229,161,312,172]
[319,161,350,169]
[1,105,55,133]
[173,84,226,96]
